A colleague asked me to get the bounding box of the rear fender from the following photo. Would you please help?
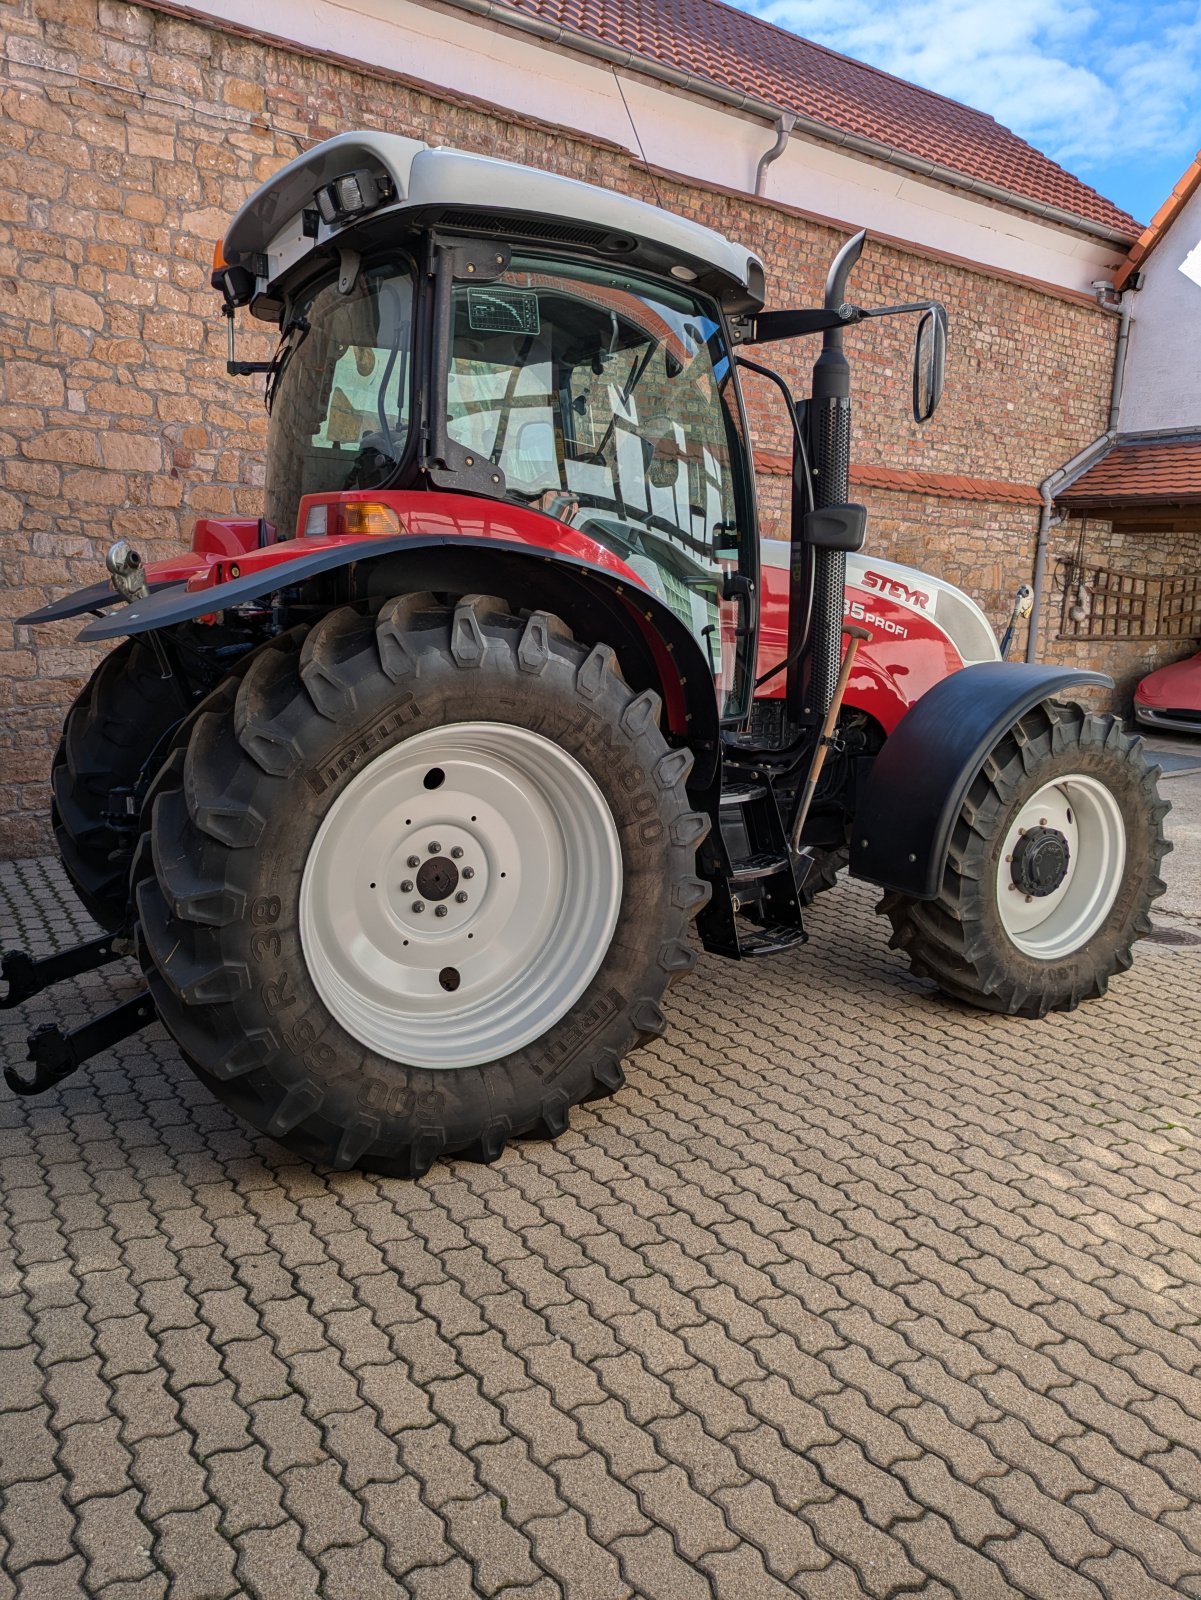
[71,534,723,792]
[850,662,1112,898]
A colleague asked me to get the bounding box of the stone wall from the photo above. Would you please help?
[0,0,1181,856]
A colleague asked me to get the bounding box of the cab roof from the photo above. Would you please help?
[222,131,766,314]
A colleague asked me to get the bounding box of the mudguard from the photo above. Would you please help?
[850,662,1112,898]
[49,530,723,791]
[19,577,181,625]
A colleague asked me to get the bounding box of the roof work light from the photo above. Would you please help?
[315,169,390,225]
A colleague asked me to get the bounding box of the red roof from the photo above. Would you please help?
[1058,438,1201,506]
[494,0,1142,239]
[1114,153,1201,289]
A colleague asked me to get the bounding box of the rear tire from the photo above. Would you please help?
[880,701,1170,1017]
[135,597,711,1174]
[53,639,186,931]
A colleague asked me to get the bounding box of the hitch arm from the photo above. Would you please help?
[2,935,123,1009]
[5,992,156,1096]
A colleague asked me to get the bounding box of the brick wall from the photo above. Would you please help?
[0,0,1185,857]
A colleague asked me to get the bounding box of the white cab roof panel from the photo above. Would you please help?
[223,131,764,306]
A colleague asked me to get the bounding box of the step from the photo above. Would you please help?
[720,781,768,808]
[730,852,791,884]
[737,922,808,957]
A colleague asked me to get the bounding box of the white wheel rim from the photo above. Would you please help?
[995,773,1126,960]
[299,721,623,1069]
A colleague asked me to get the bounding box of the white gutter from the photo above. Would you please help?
[434,0,1139,246]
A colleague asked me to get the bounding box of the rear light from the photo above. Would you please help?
[304,501,406,539]
[339,502,405,537]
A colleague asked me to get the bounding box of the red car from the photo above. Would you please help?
[1135,650,1201,733]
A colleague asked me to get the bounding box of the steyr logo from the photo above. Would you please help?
[862,570,931,611]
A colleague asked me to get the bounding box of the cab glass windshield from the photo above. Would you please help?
[264,259,414,540]
[447,257,755,718]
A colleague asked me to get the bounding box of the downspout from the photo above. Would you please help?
[1025,285,1133,662]
[1108,288,1133,432]
[1024,434,1114,662]
[755,112,796,196]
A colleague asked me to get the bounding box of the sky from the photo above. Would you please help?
[732,0,1201,228]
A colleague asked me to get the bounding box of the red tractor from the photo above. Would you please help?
[6,133,1169,1174]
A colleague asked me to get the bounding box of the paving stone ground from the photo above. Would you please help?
[2,777,1201,1599]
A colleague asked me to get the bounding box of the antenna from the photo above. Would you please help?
[611,68,666,210]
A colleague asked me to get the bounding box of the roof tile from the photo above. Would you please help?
[496,0,1141,237]
[1058,439,1201,505]
[1114,153,1201,288]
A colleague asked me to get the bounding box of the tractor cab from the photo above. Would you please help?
[217,133,766,721]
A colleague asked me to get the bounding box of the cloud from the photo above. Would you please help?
[743,0,1201,181]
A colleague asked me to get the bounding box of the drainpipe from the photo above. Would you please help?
[1108,289,1133,432]
[755,112,796,196]
[1024,283,1135,662]
[1025,431,1115,662]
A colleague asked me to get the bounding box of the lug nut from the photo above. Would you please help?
[462,867,475,880]
[407,855,420,869]
[455,891,468,904]
[428,841,441,854]
[435,905,448,917]
[412,901,425,914]
[400,879,413,893]
[450,846,464,859]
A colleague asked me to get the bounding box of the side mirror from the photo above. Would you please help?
[912,304,947,423]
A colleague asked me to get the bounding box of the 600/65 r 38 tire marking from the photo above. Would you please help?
[880,700,1170,1018]
[135,595,711,1175]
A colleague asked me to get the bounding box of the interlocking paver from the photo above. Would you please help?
[14,1557,90,1600]
[526,1508,630,1599]
[0,1404,58,1488]
[717,1478,830,1577]
[360,1477,454,1579]
[248,1394,327,1474]
[279,1459,367,1556]
[0,1476,76,1572]
[234,1518,323,1599]
[5,851,1201,1598]
[319,1537,412,1600]
[153,1505,239,1600]
[206,1444,288,1538]
[442,1493,544,1593]
[75,1488,154,1590]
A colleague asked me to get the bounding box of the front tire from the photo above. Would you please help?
[53,639,187,931]
[136,596,710,1174]
[880,701,1170,1017]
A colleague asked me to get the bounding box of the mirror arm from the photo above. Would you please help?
[744,305,864,344]
[858,298,944,319]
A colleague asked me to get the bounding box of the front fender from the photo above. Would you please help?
[850,662,1112,898]
[70,533,724,793]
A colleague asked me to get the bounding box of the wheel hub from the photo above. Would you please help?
[1010,826,1071,898]
[415,853,459,902]
[995,773,1127,960]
